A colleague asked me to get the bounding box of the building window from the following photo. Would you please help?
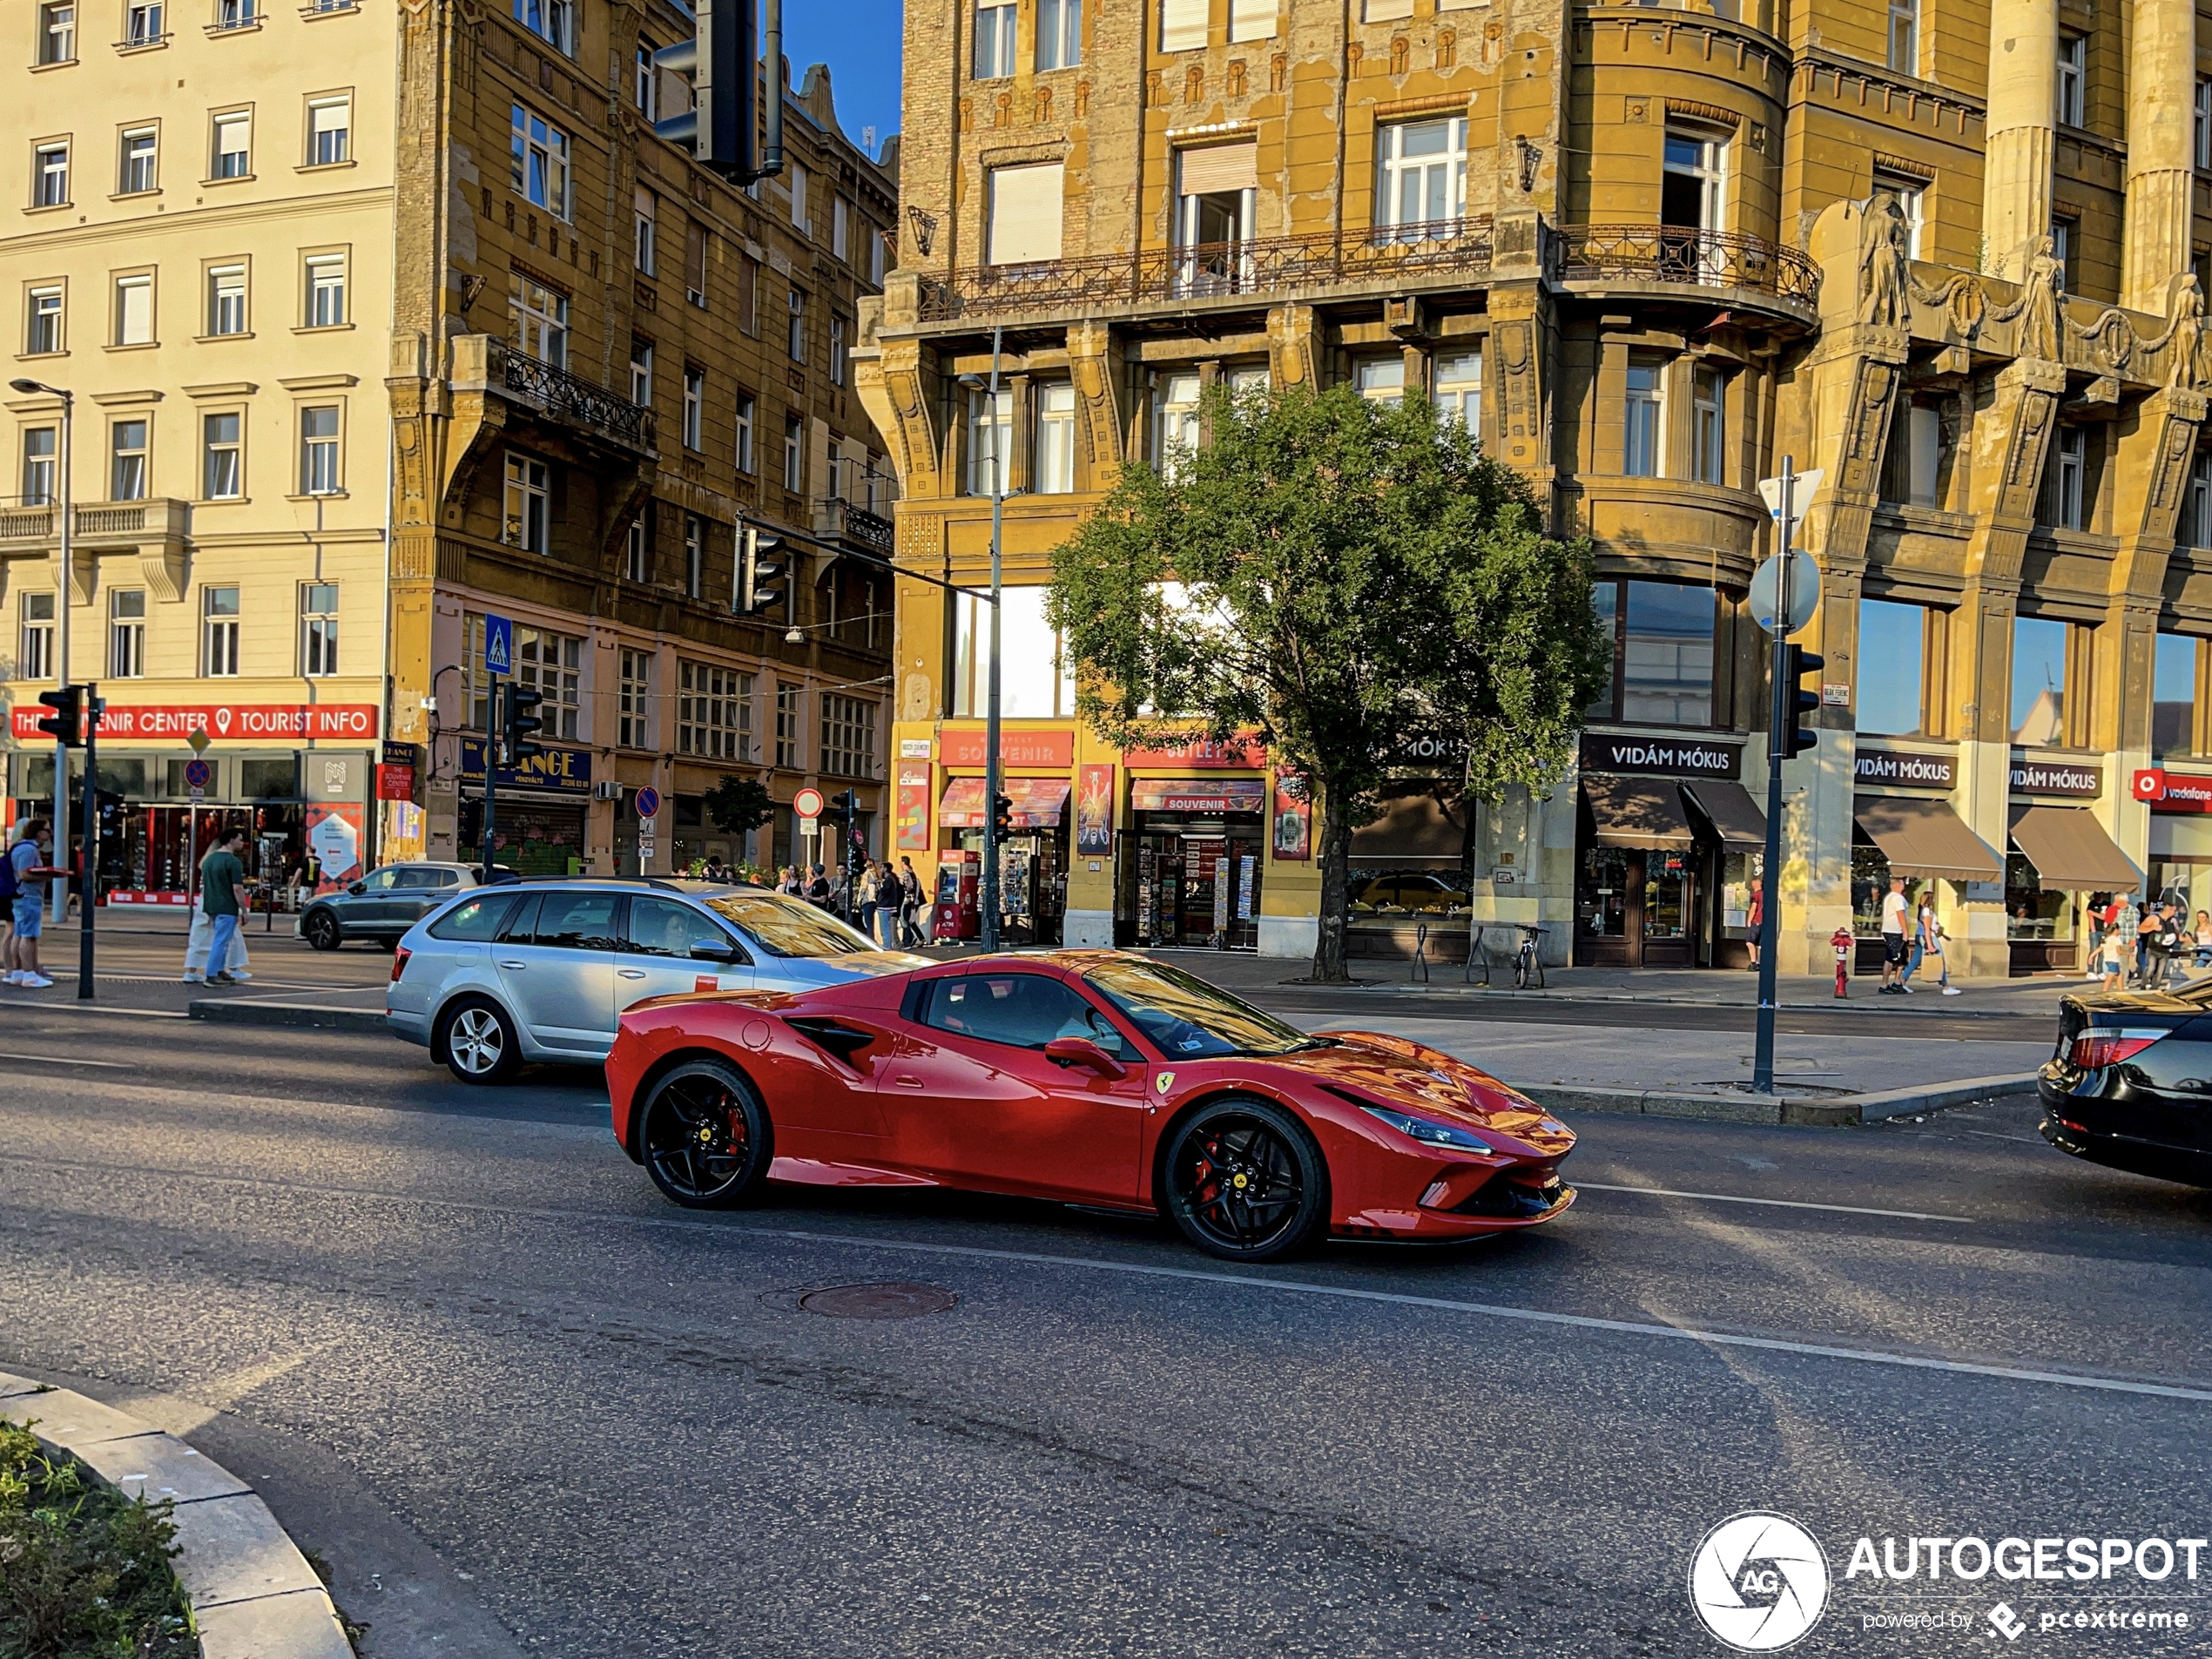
[1160,0,1205,51]
[829,313,847,386]
[300,583,339,678]
[774,682,801,768]
[2049,426,2086,530]
[680,364,704,450]
[738,255,759,333]
[633,187,656,274]
[735,393,755,474]
[678,660,752,759]
[212,112,249,179]
[2057,35,2086,128]
[509,105,571,219]
[786,287,806,361]
[1691,366,1725,486]
[118,128,157,195]
[618,648,652,746]
[1433,350,1481,437]
[306,97,349,166]
[37,3,74,64]
[624,513,648,583]
[1889,401,1945,507]
[512,0,573,54]
[952,586,1075,718]
[783,415,804,492]
[1038,0,1082,68]
[34,143,69,208]
[819,692,878,778]
[1355,357,1405,404]
[124,1,163,47]
[987,162,1066,266]
[2199,78,2212,171]
[629,338,652,406]
[634,40,658,117]
[2010,614,2079,747]
[833,195,851,261]
[207,263,246,335]
[676,512,705,597]
[2183,450,2212,549]
[300,405,340,494]
[1586,579,1719,726]
[1035,382,1077,493]
[202,410,241,499]
[2049,215,2075,289]
[108,589,145,677]
[26,287,63,355]
[1623,353,1664,476]
[1887,0,1917,73]
[18,592,55,681]
[1871,171,1926,261]
[202,584,239,676]
[22,427,56,504]
[2154,633,2203,755]
[788,161,810,235]
[973,1,1016,78]
[213,0,253,30]
[1857,597,1934,737]
[1662,125,1727,234]
[870,226,887,286]
[1375,118,1467,239]
[967,388,1011,495]
[1152,374,1200,475]
[685,219,708,307]
[109,417,148,500]
[503,453,550,550]
[114,273,153,346]
[305,254,345,327]
[509,273,568,368]
[516,626,581,737]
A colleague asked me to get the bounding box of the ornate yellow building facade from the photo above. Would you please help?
[860,0,2212,974]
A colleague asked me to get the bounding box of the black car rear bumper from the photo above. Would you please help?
[2036,1079,2212,1188]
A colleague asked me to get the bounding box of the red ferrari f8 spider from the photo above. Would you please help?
[605,950,1575,1261]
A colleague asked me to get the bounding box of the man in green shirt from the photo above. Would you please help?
[200,828,251,986]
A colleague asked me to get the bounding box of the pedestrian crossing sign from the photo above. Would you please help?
[484,612,514,677]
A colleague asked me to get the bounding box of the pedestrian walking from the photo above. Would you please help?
[1913,889,1959,995]
[2192,909,2212,971]
[899,857,926,948]
[1745,880,1763,969]
[5,819,59,988]
[2097,913,2128,992]
[199,827,252,986]
[807,863,831,906]
[2137,900,2182,988]
[182,905,253,983]
[1878,875,1912,994]
[857,860,881,942]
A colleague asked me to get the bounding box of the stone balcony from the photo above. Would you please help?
[0,496,192,601]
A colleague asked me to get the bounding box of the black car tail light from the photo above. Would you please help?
[390,947,411,984]
[2069,1028,2170,1069]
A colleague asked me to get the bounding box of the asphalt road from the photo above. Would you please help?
[3,953,2208,1656]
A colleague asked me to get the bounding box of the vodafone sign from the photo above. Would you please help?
[2134,768,2212,813]
[8,702,380,743]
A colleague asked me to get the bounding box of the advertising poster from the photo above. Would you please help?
[896,763,933,850]
[380,799,426,865]
[306,802,365,894]
[1271,772,1312,860]
[1076,764,1116,854]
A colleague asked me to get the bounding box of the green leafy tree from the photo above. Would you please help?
[701,775,776,840]
[1048,382,1611,981]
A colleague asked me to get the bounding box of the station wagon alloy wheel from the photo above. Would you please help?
[436,997,519,1085]
[640,1060,772,1209]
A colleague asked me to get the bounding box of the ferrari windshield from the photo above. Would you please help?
[703,893,878,958]
[1082,958,1318,1057]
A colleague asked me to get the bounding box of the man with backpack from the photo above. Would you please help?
[5,819,59,988]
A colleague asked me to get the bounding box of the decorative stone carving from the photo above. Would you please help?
[2163,276,2204,388]
[1858,191,1909,328]
[2015,235,2064,361]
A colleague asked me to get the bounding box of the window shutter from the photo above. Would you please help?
[685,219,708,298]
[1177,142,1258,196]
[1229,0,1275,40]
[987,163,1065,265]
[1159,0,1206,51]
[1363,0,1414,18]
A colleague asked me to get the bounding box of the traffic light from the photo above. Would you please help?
[651,0,757,180]
[502,683,545,766]
[1781,643,1824,759]
[992,792,1015,840]
[739,525,786,615]
[842,789,864,856]
[35,685,82,747]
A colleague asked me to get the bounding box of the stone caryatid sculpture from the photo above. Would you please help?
[2015,234,2065,362]
[2165,275,2205,389]
[1858,191,1911,329]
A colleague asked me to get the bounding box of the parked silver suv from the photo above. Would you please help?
[388,879,928,1083]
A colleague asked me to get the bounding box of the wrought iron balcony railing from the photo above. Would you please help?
[918,218,1498,322]
[500,347,654,451]
[1550,224,1819,305]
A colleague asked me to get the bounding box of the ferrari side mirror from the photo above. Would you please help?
[1044,1036,1126,1078]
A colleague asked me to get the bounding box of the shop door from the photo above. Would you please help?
[1576,846,1634,967]
[1642,846,1694,968]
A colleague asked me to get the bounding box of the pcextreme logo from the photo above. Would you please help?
[1689,1512,1831,1651]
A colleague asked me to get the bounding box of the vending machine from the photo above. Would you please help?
[930,850,981,942]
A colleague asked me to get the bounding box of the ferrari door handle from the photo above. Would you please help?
[617,968,647,980]
[498,960,526,969]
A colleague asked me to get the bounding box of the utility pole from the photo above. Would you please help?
[1752,459,1799,1093]
[980,323,1006,952]
[78,685,100,1001]
[480,682,502,887]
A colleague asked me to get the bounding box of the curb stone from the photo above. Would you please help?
[1514,1072,2040,1128]
[0,1371,352,1659]
[188,999,388,1034]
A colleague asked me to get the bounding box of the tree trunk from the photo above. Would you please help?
[1312,776,1353,982]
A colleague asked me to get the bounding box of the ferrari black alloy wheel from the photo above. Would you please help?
[1163,1096,1330,1262]
[639,1060,772,1210]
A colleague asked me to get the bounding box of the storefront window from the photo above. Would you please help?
[241,756,297,799]
[1857,598,1927,737]
[1850,843,1893,934]
[1720,851,1762,942]
[2154,632,2203,756]
[1578,845,1629,937]
[2006,850,2075,940]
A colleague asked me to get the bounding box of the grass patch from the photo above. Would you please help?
[0,1416,198,1659]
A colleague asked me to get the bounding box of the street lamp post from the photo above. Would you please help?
[10,379,72,920]
[958,331,1010,952]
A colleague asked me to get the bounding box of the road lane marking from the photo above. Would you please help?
[0,1051,132,1069]
[1,1148,2204,1406]
[1572,1182,1972,1224]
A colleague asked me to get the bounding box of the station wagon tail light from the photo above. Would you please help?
[2069,1028,2168,1069]
[391,947,410,984]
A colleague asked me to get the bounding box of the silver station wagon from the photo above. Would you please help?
[388,879,928,1083]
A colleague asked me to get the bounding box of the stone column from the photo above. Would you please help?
[1981,0,2060,281]
[2123,0,2200,310]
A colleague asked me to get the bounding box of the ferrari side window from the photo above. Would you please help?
[923,974,1123,1055]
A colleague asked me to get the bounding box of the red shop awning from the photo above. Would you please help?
[1130,777,1268,813]
[939,776,1073,828]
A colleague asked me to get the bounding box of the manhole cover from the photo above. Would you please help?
[794,1282,958,1320]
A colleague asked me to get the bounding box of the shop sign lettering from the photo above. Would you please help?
[2135,768,2212,813]
[2009,759,2102,797]
[9,702,381,742]
[458,739,593,795]
[1578,732,1741,779]
[1854,747,1956,789]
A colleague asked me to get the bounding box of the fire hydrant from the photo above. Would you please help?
[1831,926,1855,998]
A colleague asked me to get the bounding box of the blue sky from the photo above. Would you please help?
[785,0,903,158]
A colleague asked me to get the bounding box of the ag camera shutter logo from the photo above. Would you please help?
[1689,1512,1831,1651]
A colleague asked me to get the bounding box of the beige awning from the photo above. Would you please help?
[2008,805,2140,891]
[1681,779,1767,852]
[1852,794,2002,881]
[1583,774,1692,850]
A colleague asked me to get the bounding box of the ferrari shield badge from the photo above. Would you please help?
[1154,1071,1175,1096]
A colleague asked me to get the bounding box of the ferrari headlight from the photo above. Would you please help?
[1358,1103,1501,1155]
